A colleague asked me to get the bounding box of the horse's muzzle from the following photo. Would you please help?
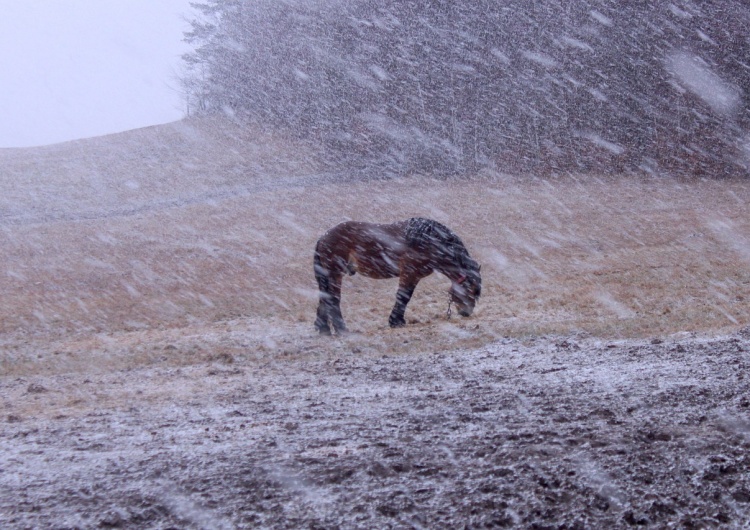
[458,308,473,317]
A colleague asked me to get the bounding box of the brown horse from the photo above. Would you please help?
[314,217,481,335]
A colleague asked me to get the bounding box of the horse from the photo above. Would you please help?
[313,217,482,335]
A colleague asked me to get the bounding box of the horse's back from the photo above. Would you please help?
[316,220,407,279]
[318,220,404,248]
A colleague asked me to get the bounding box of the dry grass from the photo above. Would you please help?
[1,118,750,377]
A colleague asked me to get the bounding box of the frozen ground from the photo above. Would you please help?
[2,331,749,528]
[1,118,750,528]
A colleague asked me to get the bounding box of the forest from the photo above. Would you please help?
[182,0,750,177]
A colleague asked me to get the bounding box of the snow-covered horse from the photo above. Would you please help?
[313,217,481,335]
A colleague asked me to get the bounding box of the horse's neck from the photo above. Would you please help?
[434,256,465,283]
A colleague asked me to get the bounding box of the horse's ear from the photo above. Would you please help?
[478,264,481,272]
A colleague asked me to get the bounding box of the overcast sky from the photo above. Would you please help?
[0,0,193,148]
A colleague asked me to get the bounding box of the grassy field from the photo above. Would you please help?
[1,117,749,377]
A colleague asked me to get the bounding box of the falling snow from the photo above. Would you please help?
[2,0,750,527]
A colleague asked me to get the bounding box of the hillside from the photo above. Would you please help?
[1,117,749,375]
[1,118,749,527]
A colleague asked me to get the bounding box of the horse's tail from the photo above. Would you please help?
[314,241,330,295]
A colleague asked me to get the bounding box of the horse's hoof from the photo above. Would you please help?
[389,319,406,328]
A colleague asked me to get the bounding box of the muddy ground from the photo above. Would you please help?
[2,330,750,528]
[1,118,750,528]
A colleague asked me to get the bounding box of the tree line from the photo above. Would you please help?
[182,0,750,177]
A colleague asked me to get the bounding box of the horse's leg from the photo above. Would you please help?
[314,251,332,335]
[315,295,332,335]
[389,278,417,328]
[328,274,348,334]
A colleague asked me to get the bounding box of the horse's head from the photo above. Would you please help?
[450,260,482,317]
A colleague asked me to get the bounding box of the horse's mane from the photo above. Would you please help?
[404,218,476,270]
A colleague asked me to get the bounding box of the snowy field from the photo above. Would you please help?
[1,117,750,527]
[2,332,750,528]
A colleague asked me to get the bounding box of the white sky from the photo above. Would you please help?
[0,0,194,148]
